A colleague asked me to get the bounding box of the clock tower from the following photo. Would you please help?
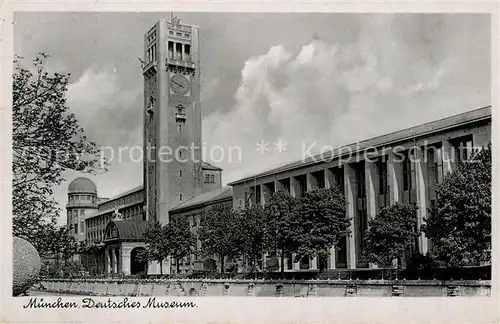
[143,17,203,225]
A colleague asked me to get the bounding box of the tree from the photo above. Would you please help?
[198,203,239,273]
[263,190,301,274]
[166,216,196,273]
[363,202,419,268]
[142,222,169,275]
[236,204,266,272]
[34,222,81,267]
[423,144,491,267]
[13,53,106,242]
[80,241,105,275]
[294,187,350,272]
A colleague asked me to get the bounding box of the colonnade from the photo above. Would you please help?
[244,136,484,270]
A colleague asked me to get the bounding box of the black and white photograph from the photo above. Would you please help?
[2,4,498,324]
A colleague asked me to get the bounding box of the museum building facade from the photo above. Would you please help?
[66,17,492,276]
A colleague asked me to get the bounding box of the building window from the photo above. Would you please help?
[452,135,474,164]
[293,175,307,198]
[184,44,191,61]
[255,185,262,204]
[328,167,344,192]
[311,170,325,189]
[355,164,366,199]
[168,41,174,60]
[402,150,416,192]
[426,144,444,205]
[354,162,368,266]
[179,170,182,178]
[180,194,183,201]
[263,182,275,201]
[74,223,78,234]
[378,157,388,195]
[299,256,310,270]
[204,174,215,184]
[377,157,389,209]
[175,43,182,60]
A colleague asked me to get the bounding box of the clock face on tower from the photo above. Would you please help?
[170,74,190,95]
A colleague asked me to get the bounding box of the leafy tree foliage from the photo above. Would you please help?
[423,144,491,266]
[13,53,106,242]
[167,216,196,273]
[198,203,239,273]
[363,202,419,268]
[263,190,301,274]
[36,223,80,260]
[235,204,266,272]
[80,242,105,275]
[294,187,350,271]
[141,222,169,275]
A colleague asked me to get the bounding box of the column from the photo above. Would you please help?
[106,248,111,274]
[311,256,318,270]
[325,168,337,269]
[114,248,119,274]
[442,140,455,175]
[365,160,378,220]
[121,246,132,275]
[328,247,336,269]
[290,177,299,198]
[292,253,300,270]
[344,163,357,269]
[365,160,379,269]
[325,168,334,190]
[388,152,402,203]
[414,147,429,255]
[259,185,266,206]
[110,248,115,274]
[164,256,171,275]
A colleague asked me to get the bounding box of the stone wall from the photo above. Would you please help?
[37,279,490,297]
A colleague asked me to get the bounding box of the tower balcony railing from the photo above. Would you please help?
[66,201,98,208]
[142,60,158,75]
[166,59,195,70]
[175,111,187,121]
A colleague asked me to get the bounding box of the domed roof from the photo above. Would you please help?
[104,220,153,242]
[68,177,97,194]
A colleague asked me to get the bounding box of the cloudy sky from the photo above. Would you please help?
[14,12,490,224]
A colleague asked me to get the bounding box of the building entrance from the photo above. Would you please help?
[130,247,147,275]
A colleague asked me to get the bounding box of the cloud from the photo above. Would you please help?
[66,68,142,147]
[20,13,487,224]
[53,68,144,223]
[203,14,490,185]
